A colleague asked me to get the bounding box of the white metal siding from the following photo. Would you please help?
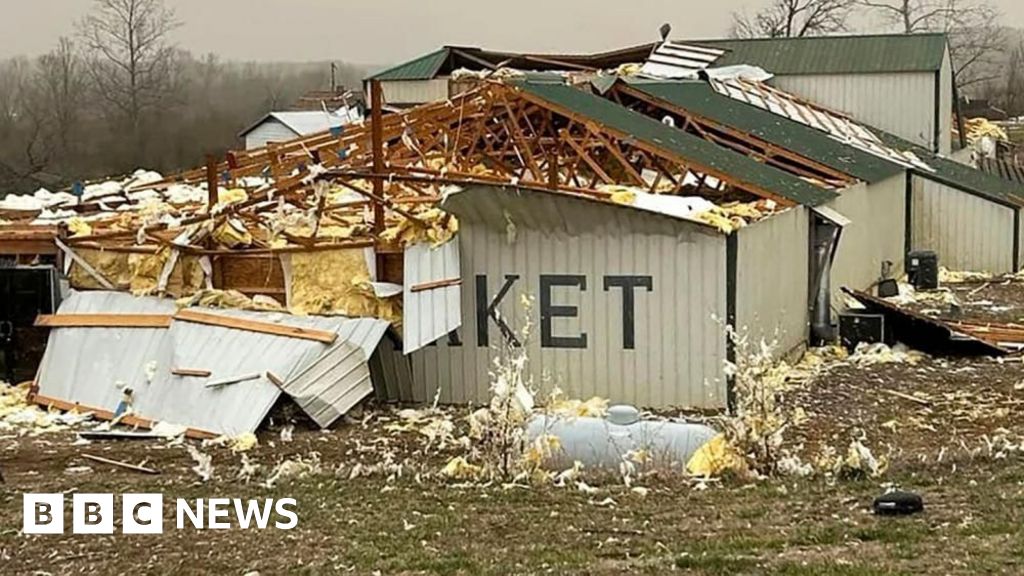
[1019,209,1024,273]
[828,175,906,305]
[377,79,450,105]
[244,120,300,150]
[773,72,936,152]
[735,207,809,356]
[391,186,728,409]
[911,175,1015,273]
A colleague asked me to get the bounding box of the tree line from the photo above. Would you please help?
[0,0,366,195]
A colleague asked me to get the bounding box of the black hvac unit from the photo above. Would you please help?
[838,312,887,352]
[906,250,939,290]
[0,266,61,383]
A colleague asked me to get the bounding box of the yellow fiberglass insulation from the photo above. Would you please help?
[128,250,206,298]
[289,249,401,325]
[68,248,132,290]
[380,208,459,247]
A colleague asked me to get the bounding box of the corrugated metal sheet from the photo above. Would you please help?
[710,77,933,172]
[735,207,809,355]
[394,185,728,409]
[377,79,450,105]
[632,80,903,184]
[696,33,948,75]
[36,291,177,415]
[282,318,390,427]
[403,239,462,354]
[911,175,1015,273]
[640,42,724,79]
[827,175,906,307]
[36,291,383,435]
[515,81,837,207]
[367,48,450,81]
[773,73,938,154]
[875,130,1024,207]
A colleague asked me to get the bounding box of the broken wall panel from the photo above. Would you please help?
[398,184,728,409]
[34,291,380,435]
[403,239,462,354]
[282,318,390,427]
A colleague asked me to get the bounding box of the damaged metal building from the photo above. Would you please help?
[2,32,1023,430]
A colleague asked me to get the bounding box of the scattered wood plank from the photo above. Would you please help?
[205,372,261,388]
[82,453,159,475]
[265,371,287,389]
[30,394,217,440]
[171,368,212,378]
[881,389,932,407]
[78,430,167,441]
[35,314,173,329]
[410,277,461,293]
[54,237,115,289]
[174,309,336,344]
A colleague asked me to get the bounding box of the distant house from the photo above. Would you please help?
[239,109,362,150]
[366,33,955,154]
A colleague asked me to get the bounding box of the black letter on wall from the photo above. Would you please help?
[476,274,521,348]
[603,275,653,349]
[540,275,588,349]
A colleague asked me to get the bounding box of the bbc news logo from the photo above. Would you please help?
[23,494,298,534]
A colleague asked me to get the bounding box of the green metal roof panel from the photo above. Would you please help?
[692,33,948,75]
[513,81,837,207]
[367,48,450,81]
[874,130,1024,206]
[631,80,904,184]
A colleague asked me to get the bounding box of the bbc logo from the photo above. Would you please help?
[24,494,163,535]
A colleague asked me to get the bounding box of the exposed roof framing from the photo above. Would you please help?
[610,81,856,188]
[709,77,934,173]
[144,80,835,209]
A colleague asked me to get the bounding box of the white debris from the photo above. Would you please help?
[186,444,214,481]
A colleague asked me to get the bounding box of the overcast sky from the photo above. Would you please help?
[3,0,1024,66]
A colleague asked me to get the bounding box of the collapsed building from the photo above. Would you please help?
[1,32,1021,436]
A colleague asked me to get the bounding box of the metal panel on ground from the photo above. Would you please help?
[911,175,1015,273]
[735,207,809,355]
[393,185,728,409]
[35,291,176,414]
[282,318,390,427]
[403,239,462,354]
[35,291,383,435]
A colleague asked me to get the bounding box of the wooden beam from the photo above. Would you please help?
[35,314,173,328]
[173,309,337,344]
[82,454,160,475]
[171,368,212,377]
[410,277,461,293]
[30,393,217,439]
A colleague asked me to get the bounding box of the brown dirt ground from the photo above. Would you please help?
[902,277,1024,325]
[5,284,1024,574]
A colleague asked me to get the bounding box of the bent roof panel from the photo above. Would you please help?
[691,33,948,75]
[513,81,836,207]
[629,80,904,184]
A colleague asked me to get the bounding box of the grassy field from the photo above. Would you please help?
[4,280,1024,574]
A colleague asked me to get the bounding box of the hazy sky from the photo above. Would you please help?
[3,0,1024,66]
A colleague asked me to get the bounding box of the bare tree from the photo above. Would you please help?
[77,0,181,134]
[858,0,1005,87]
[732,0,851,38]
[34,38,87,164]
